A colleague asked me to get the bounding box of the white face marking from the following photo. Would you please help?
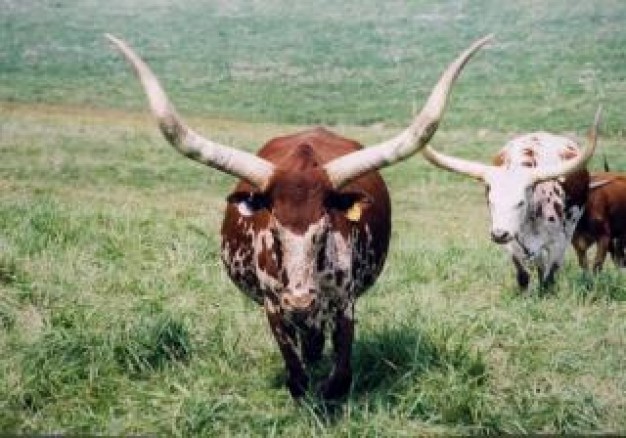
[484,168,534,240]
[275,218,328,297]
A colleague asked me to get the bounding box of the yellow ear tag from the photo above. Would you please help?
[345,202,362,222]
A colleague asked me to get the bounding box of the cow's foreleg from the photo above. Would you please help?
[512,256,530,290]
[571,235,591,271]
[538,241,568,292]
[537,263,559,291]
[593,233,611,273]
[302,323,325,365]
[611,237,626,268]
[318,304,354,400]
[265,299,308,398]
[588,218,611,273]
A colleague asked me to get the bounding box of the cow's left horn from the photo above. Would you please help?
[421,143,492,181]
[106,34,275,189]
[531,106,602,184]
[323,34,493,189]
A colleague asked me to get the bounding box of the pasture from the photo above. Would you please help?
[1,0,625,435]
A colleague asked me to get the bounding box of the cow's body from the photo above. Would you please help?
[491,133,589,288]
[107,34,491,398]
[572,172,626,271]
[221,128,390,398]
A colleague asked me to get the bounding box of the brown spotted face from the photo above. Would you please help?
[223,165,372,317]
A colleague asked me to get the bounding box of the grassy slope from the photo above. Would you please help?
[1,0,626,435]
[1,0,625,132]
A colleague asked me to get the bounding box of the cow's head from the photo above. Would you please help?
[226,145,375,313]
[422,107,601,245]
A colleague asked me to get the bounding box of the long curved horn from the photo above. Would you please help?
[323,34,493,189]
[106,34,275,189]
[530,106,602,184]
[421,144,492,181]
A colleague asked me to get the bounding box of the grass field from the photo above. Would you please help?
[1,0,626,435]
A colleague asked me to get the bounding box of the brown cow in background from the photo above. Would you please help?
[572,172,626,272]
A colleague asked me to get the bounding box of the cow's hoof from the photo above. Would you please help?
[516,271,530,290]
[318,373,351,400]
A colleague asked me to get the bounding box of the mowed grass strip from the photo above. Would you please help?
[1,103,624,435]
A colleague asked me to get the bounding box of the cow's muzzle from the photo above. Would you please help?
[490,228,513,244]
[280,292,317,313]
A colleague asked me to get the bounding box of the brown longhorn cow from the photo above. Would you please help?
[572,172,626,272]
[106,34,490,399]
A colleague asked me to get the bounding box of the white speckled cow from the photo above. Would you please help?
[422,109,601,290]
[107,34,491,398]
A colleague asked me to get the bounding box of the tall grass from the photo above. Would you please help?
[1,104,624,435]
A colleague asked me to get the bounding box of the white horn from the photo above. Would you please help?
[324,34,493,189]
[106,34,274,189]
[531,106,602,184]
[421,144,492,181]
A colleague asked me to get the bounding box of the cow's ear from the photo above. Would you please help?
[226,191,270,217]
[326,191,372,222]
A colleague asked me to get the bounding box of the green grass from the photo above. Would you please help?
[1,0,625,133]
[1,0,626,435]
[1,105,625,435]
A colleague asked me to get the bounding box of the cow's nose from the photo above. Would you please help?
[491,229,512,244]
[280,292,317,313]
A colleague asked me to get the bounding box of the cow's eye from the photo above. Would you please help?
[516,200,524,209]
[227,192,270,217]
[237,199,258,217]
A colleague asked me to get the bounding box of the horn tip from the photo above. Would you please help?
[104,33,118,44]
[474,33,495,49]
[105,33,127,52]
[482,33,495,43]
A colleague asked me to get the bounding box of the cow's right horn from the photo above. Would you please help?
[323,35,493,189]
[106,34,275,190]
[530,106,602,184]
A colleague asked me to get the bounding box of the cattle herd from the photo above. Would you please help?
[107,34,625,399]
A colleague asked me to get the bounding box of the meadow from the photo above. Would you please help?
[1,0,625,435]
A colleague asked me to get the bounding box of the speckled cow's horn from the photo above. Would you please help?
[530,106,602,184]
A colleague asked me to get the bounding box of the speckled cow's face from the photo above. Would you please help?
[483,168,536,244]
[222,161,374,318]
